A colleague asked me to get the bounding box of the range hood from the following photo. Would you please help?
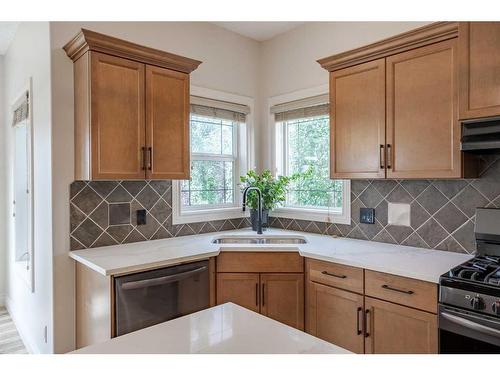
[461,116,500,153]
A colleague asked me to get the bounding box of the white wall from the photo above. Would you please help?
[3,22,53,353]
[258,21,432,170]
[0,55,5,307]
[49,21,261,353]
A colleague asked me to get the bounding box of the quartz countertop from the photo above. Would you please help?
[69,228,473,283]
[71,303,350,354]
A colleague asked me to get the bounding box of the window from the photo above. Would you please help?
[172,93,251,224]
[12,86,34,291]
[273,95,350,224]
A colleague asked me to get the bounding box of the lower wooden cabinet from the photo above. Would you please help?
[261,274,304,330]
[306,281,364,353]
[364,297,438,354]
[216,273,260,313]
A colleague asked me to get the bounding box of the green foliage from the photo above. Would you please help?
[239,169,310,210]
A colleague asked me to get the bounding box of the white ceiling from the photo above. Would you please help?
[0,22,19,54]
[212,22,304,42]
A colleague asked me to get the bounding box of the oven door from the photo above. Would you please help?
[439,304,500,353]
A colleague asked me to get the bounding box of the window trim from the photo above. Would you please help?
[268,85,351,225]
[172,86,254,225]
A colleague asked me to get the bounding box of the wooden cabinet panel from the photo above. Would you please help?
[216,252,304,273]
[364,297,438,354]
[330,59,386,179]
[146,66,190,179]
[365,270,437,313]
[306,258,363,294]
[261,274,304,330]
[216,273,260,313]
[386,39,460,178]
[90,52,145,180]
[306,281,364,353]
[459,22,500,120]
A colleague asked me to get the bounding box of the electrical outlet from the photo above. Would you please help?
[360,208,375,224]
[44,325,48,343]
[136,209,147,225]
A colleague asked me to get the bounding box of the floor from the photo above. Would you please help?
[0,307,28,354]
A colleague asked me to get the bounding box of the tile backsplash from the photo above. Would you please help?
[70,156,500,254]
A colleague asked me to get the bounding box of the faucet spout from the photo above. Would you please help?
[242,186,263,234]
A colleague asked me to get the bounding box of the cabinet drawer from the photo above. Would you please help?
[306,259,363,294]
[365,270,437,313]
[216,252,304,273]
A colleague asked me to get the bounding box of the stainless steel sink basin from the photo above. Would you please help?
[212,236,307,245]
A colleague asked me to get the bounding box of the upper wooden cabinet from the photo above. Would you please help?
[319,22,478,179]
[459,22,500,120]
[64,29,201,180]
[330,59,386,179]
[386,39,460,178]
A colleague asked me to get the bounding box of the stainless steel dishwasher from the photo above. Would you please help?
[114,260,209,336]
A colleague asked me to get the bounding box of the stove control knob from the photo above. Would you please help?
[471,296,485,310]
[492,301,500,315]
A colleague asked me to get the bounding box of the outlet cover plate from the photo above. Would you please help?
[360,208,375,224]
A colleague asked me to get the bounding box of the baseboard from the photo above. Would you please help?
[5,296,38,354]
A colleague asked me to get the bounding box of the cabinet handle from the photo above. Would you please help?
[141,147,146,170]
[321,270,347,279]
[381,284,414,295]
[147,147,152,170]
[386,144,392,169]
[262,283,265,306]
[356,307,363,335]
[364,309,371,338]
[379,144,385,169]
[255,283,259,306]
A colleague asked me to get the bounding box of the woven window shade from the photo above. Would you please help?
[272,94,329,122]
[190,96,248,122]
[12,92,29,126]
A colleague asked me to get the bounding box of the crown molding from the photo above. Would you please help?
[63,29,202,74]
[318,22,459,72]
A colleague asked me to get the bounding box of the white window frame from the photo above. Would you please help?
[268,85,351,225]
[172,86,254,224]
[10,78,35,292]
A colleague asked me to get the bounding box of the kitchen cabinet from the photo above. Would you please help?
[307,281,364,353]
[64,29,201,180]
[216,252,305,330]
[364,297,438,354]
[305,258,438,354]
[319,22,477,179]
[330,59,386,179]
[459,22,500,120]
[216,273,260,313]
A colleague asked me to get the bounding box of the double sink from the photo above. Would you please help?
[212,236,307,245]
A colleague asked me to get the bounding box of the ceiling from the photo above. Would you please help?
[212,22,304,42]
[0,22,18,54]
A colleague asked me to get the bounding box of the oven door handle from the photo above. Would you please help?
[441,312,500,339]
[121,266,207,290]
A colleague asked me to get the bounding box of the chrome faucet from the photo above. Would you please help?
[242,186,263,235]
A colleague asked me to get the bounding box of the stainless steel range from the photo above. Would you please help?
[439,208,500,353]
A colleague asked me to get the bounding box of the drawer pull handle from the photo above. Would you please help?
[321,270,347,279]
[382,284,414,295]
[356,307,363,335]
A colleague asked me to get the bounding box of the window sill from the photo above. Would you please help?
[270,207,351,225]
[172,206,249,225]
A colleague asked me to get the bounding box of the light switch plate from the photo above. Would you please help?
[388,203,411,227]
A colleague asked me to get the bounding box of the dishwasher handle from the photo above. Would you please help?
[121,266,208,290]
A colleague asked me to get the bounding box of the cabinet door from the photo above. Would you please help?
[216,273,260,313]
[386,39,460,178]
[330,59,386,179]
[459,22,500,120]
[306,281,364,353]
[146,65,190,179]
[364,297,438,354]
[260,273,304,330]
[90,52,146,179]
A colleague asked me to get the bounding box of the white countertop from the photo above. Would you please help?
[71,303,350,354]
[69,228,473,283]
